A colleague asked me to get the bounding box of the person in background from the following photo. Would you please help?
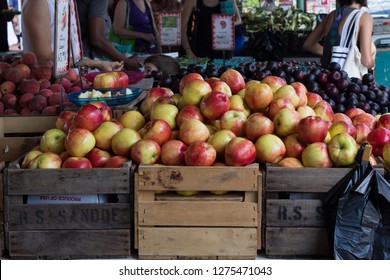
[181,0,242,60]
[22,0,123,71]
[0,0,12,52]
[303,0,375,70]
[76,0,141,70]
[143,54,180,76]
[7,0,20,49]
[110,0,162,54]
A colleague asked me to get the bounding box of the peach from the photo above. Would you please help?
[20,52,38,68]
[14,63,31,79]
[38,88,54,100]
[50,84,65,93]
[20,107,32,115]
[67,68,79,83]
[41,105,58,115]
[29,94,48,112]
[55,77,72,92]
[68,86,82,93]
[0,101,4,113]
[2,93,17,109]
[19,93,35,108]
[0,62,11,78]
[39,79,51,90]
[0,80,16,95]
[3,108,18,115]
[4,67,23,84]
[19,79,40,94]
[32,65,53,80]
[48,92,61,106]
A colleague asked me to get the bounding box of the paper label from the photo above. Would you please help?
[159,12,181,46]
[54,0,70,78]
[212,14,234,51]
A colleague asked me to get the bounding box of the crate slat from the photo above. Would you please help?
[138,227,258,259]
[137,164,260,192]
[0,116,57,136]
[265,227,329,257]
[0,137,41,162]
[7,203,130,230]
[6,168,130,195]
[139,201,258,227]
[8,229,131,259]
[266,199,325,227]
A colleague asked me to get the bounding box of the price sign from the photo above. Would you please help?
[212,14,234,51]
[159,12,181,46]
[54,0,70,78]
[69,0,83,65]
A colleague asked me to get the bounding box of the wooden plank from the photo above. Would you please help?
[0,137,41,162]
[138,201,258,227]
[7,204,131,230]
[0,116,57,136]
[6,167,131,195]
[137,164,260,192]
[265,227,329,257]
[138,227,257,259]
[265,166,351,193]
[155,191,244,201]
[266,199,325,227]
[8,229,131,258]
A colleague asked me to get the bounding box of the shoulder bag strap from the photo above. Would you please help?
[339,9,360,47]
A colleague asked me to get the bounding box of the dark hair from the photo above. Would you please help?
[338,0,368,7]
[144,54,180,76]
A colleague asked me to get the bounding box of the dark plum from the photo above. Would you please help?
[234,65,245,75]
[328,98,336,111]
[335,93,346,104]
[266,61,279,71]
[218,66,231,76]
[292,69,305,82]
[370,102,380,112]
[340,70,349,79]
[347,83,361,94]
[365,90,377,101]
[193,65,205,75]
[345,98,358,108]
[206,65,219,77]
[326,85,339,99]
[254,71,269,81]
[336,78,350,91]
[368,109,378,116]
[272,68,287,79]
[282,63,294,75]
[357,93,367,102]
[244,63,257,77]
[335,103,346,113]
[159,74,173,88]
[328,70,342,83]
[285,75,295,84]
[304,73,316,83]
[328,61,341,71]
[360,84,368,93]
[306,81,321,93]
[381,106,389,114]
[187,63,197,73]
[315,72,328,86]
[346,92,358,100]
[310,68,322,76]
[177,67,188,78]
[151,69,163,81]
[362,73,374,85]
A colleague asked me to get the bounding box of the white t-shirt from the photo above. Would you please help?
[21,0,55,52]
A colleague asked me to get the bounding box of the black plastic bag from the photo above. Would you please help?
[323,145,390,260]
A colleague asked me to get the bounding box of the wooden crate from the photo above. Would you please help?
[0,136,41,163]
[264,164,384,258]
[3,161,133,259]
[0,162,5,257]
[134,164,262,260]
[0,116,57,137]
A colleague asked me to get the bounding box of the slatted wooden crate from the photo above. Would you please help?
[0,136,41,163]
[3,160,133,259]
[0,162,5,257]
[0,116,57,137]
[264,163,384,258]
[134,164,262,260]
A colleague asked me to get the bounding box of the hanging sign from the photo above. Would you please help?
[69,0,83,65]
[212,14,234,51]
[54,0,70,78]
[159,12,181,46]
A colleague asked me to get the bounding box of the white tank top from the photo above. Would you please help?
[22,0,56,52]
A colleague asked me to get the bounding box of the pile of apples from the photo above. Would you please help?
[22,67,390,171]
[0,52,95,116]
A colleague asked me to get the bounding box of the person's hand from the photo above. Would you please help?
[143,33,156,44]
[124,55,141,71]
[95,61,124,71]
[185,49,197,60]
